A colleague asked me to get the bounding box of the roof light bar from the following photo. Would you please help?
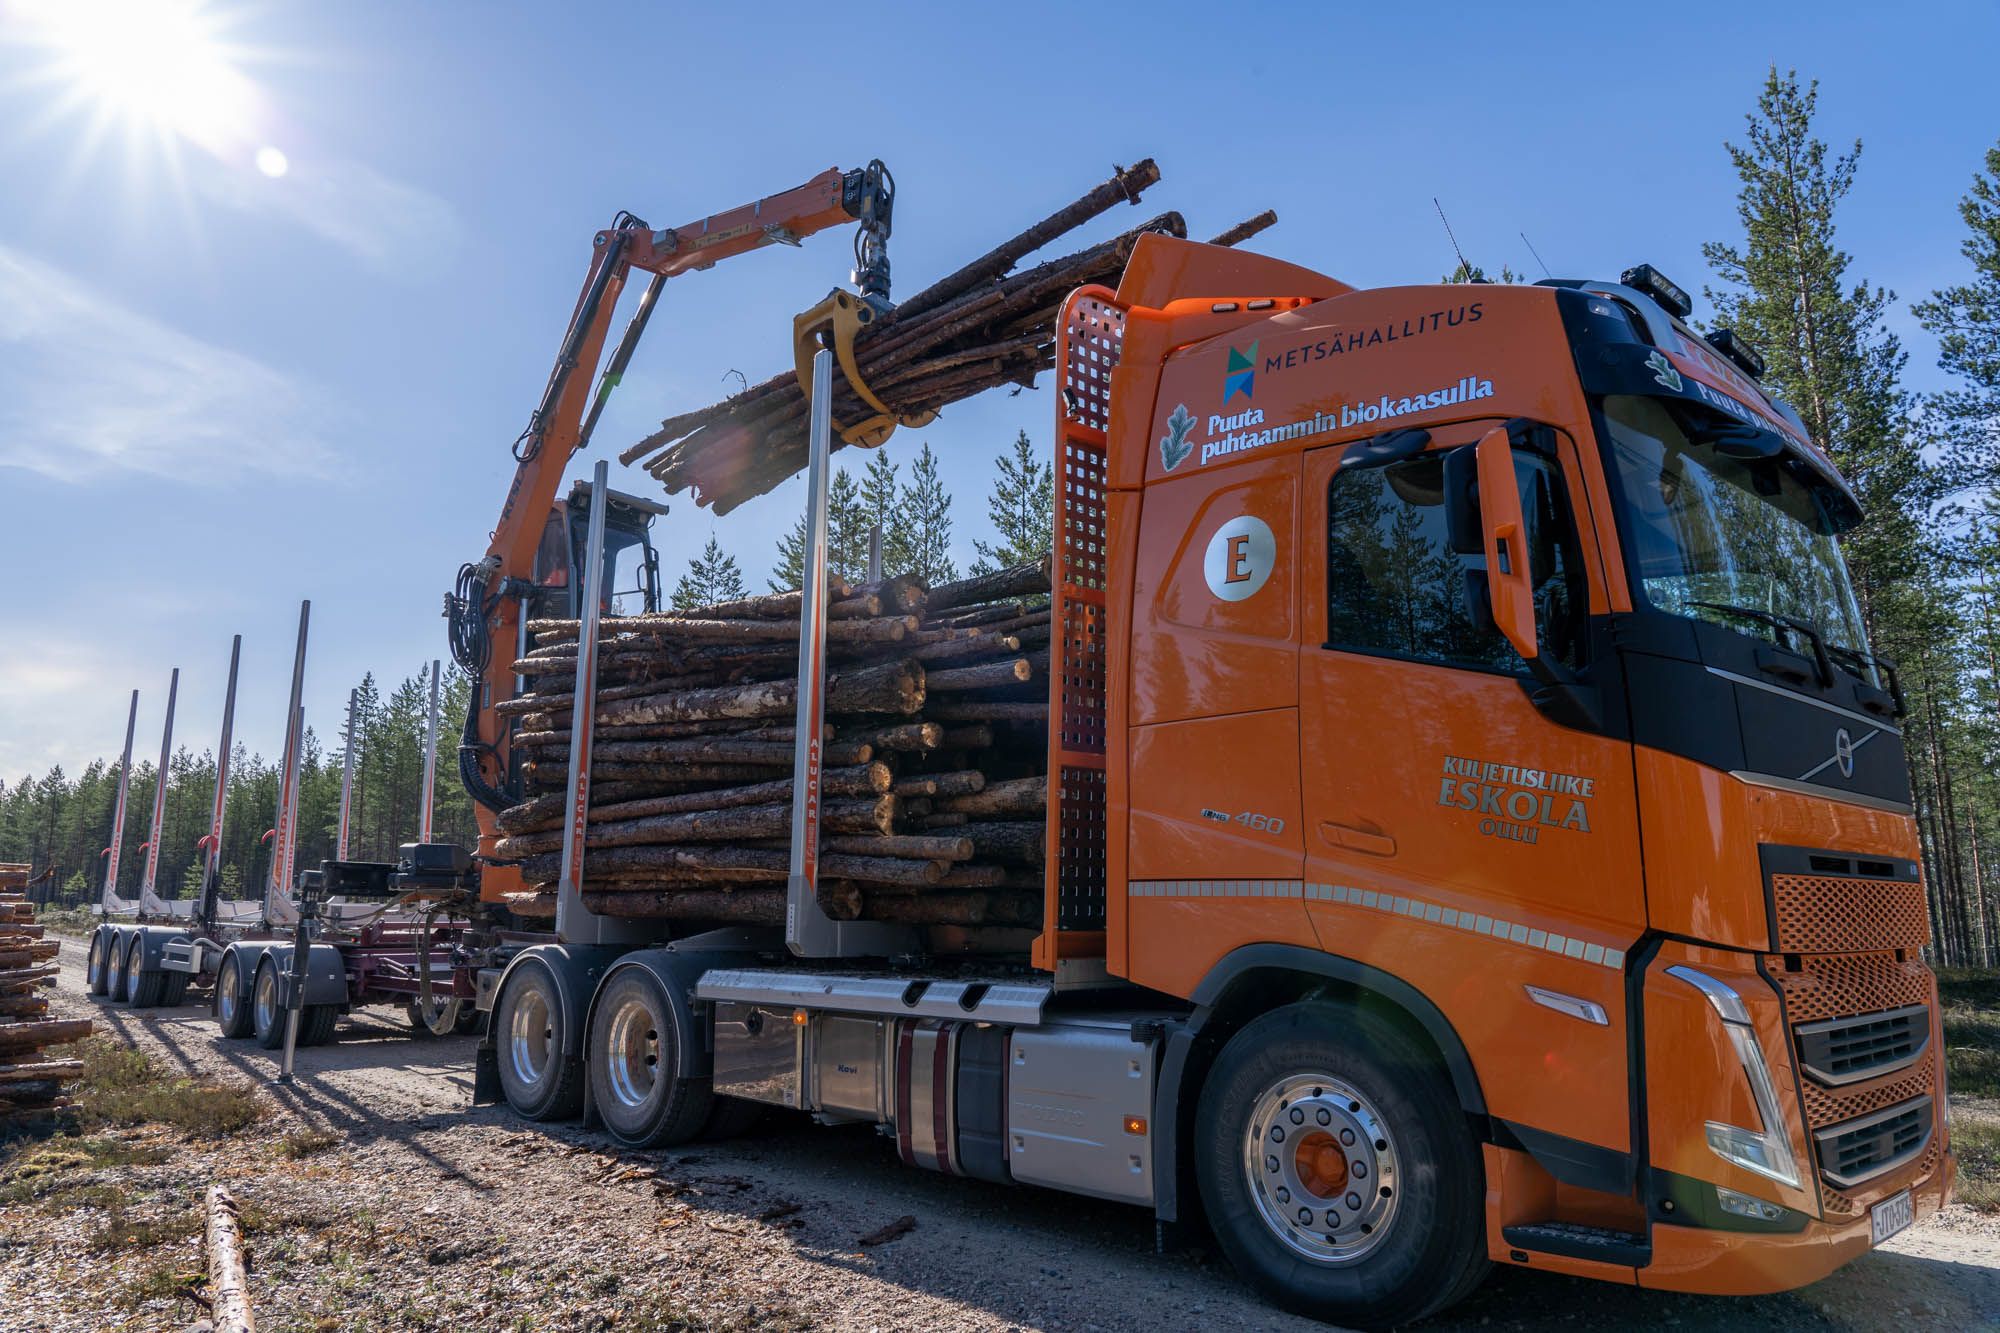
[1620,264,1693,319]
[1705,327,1767,380]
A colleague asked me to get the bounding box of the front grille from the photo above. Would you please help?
[1765,952,1931,1025]
[1770,871,1929,953]
[1813,1095,1933,1190]
[1795,1004,1930,1086]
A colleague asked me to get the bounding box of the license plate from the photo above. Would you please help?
[1870,1189,1913,1245]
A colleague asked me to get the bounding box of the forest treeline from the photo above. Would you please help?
[7,69,2000,969]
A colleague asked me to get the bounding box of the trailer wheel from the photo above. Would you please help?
[494,960,583,1121]
[159,971,191,1007]
[86,929,112,997]
[301,1005,338,1046]
[252,959,289,1049]
[587,967,713,1148]
[1194,1001,1488,1331]
[214,953,254,1039]
[127,937,165,1008]
[105,931,131,1003]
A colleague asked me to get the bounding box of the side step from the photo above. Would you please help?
[1501,1221,1650,1267]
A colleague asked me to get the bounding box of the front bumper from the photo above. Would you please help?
[1640,1148,1954,1295]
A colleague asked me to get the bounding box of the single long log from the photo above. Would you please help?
[526,614,915,645]
[842,722,941,752]
[932,863,1012,889]
[207,1185,256,1333]
[1208,211,1278,247]
[582,884,861,923]
[495,763,891,834]
[962,821,1047,864]
[593,659,922,728]
[818,834,973,861]
[0,1018,87,1051]
[527,761,789,787]
[515,844,791,884]
[925,658,1033,692]
[911,633,1020,664]
[940,775,1047,819]
[862,890,1040,926]
[0,1057,82,1083]
[493,796,894,860]
[923,701,1049,722]
[890,770,986,799]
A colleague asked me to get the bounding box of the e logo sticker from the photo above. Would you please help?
[1203,515,1276,602]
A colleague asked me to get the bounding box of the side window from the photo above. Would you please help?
[1326,447,1585,673]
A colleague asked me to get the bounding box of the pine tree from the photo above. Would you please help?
[1700,67,1928,634]
[770,467,869,589]
[900,442,959,584]
[971,431,1054,573]
[1913,140,2000,487]
[857,449,910,577]
[672,535,748,610]
[1442,261,1522,284]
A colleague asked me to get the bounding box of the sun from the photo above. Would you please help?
[9,0,266,155]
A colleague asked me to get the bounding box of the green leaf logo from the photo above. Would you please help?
[1160,403,1196,472]
[1646,350,1683,393]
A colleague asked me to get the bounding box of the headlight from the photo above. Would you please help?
[1667,965,1802,1190]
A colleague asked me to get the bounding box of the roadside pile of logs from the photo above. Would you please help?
[0,864,90,1128]
[618,159,1276,514]
[490,561,1054,933]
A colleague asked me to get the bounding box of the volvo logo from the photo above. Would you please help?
[1834,728,1855,779]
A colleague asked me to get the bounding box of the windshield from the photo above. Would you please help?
[1599,394,1875,681]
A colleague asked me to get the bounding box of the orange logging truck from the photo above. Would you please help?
[446,170,1952,1327]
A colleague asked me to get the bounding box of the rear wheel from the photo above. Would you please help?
[106,932,131,1003]
[252,959,288,1049]
[1194,1001,1488,1331]
[86,929,111,997]
[127,938,164,1008]
[587,966,713,1148]
[301,1004,338,1046]
[214,954,254,1038]
[159,971,191,1007]
[494,960,583,1121]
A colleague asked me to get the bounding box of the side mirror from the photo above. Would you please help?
[1475,425,1539,662]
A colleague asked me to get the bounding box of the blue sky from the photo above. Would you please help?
[2,0,1996,781]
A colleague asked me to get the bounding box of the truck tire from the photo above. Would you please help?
[494,960,584,1121]
[1194,1001,1489,1331]
[86,929,112,997]
[252,959,289,1049]
[301,1004,338,1047]
[587,966,713,1148]
[214,954,254,1039]
[106,931,131,1003]
[160,970,191,1007]
[127,936,165,1009]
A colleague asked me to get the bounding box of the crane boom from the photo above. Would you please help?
[451,163,895,902]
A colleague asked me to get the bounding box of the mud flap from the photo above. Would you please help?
[473,1038,502,1106]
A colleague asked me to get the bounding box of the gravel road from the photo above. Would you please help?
[6,937,1997,1332]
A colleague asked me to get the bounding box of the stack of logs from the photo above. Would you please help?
[492,560,1055,932]
[619,158,1276,514]
[0,864,90,1127]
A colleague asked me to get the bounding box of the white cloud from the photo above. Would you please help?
[0,244,336,483]
[190,153,457,275]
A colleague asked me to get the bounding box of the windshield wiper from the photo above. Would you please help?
[1686,600,1835,688]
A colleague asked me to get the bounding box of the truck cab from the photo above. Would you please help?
[1067,237,1950,1313]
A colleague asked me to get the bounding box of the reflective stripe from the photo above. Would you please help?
[1127,878,1627,971]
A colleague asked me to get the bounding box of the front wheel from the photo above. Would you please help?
[1194,1002,1489,1330]
[587,966,713,1148]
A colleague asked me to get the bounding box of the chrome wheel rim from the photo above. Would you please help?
[124,942,142,994]
[1241,1072,1402,1264]
[108,939,127,995]
[507,987,554,1089]
[87,935,105,988]
[602,993,661,1111]
[253,966,277,1034]
[218,961,239,1025]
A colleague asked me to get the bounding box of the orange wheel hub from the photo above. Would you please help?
[1293,1130,1349,1198]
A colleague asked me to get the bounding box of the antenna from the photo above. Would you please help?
[1434,198,1473,282]
[1520,231,1552,279]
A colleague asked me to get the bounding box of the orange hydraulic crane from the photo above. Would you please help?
[446,163,897,903]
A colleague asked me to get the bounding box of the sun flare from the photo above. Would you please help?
[11,0,261,153]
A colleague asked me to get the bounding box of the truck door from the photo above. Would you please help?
[1297,422,1647,1160]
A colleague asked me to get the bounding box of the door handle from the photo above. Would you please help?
[1319,821,1396,858]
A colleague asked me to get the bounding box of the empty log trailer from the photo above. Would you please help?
[441,168,1950,1328]
[85,620,484,1046]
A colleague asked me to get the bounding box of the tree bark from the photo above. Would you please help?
[940,774,1046,819]
[961,821,1047,864]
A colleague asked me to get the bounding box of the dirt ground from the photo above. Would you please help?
[4,935,1998,1333]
